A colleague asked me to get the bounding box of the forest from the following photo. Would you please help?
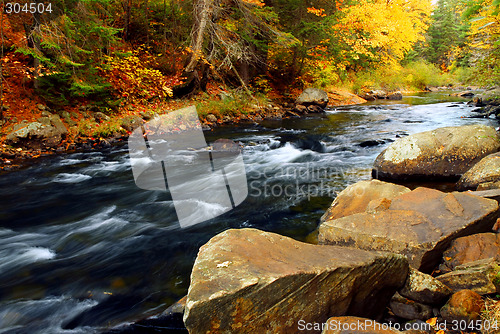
[0,0,498,166]
[0,0,498,118]
[3,1,500,332]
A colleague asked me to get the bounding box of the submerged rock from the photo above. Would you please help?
[184,228,408,333]
[373,124,500,181]
[319,187,499,272]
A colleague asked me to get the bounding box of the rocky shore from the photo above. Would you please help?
[0,87,365,172]
[103,114,500,334]
[4,87,500,333]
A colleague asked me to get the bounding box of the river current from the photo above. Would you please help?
[0,92,496,333]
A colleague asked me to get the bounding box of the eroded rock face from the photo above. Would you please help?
[318,187,499,272]
[184,228,408,334]
[399,268,452,305]
[437,259,499,295]
[373,125,500,181]
[441,233,500,272]
[296,88,329,109]
[321,180,410,223]
[457,152,500,190]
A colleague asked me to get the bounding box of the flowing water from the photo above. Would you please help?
[0,92,496,333]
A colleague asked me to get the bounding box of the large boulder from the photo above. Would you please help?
[296,88,329,109]
[457,152,500,190]
[6,116,68,149]
[373,125,500,181]
[318,187,499,272]
[440,233,500,272]
[183,228,409,334]
[321,180,410,223]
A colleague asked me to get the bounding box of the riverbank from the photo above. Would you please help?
[0,94,496,333]
[106,121,500,334]
[0,86,366,172]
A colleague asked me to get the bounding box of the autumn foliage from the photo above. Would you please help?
[100,47,175,104]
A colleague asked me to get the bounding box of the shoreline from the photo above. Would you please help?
[0,87,367,173]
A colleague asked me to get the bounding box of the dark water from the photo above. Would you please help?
[0,92,495,333]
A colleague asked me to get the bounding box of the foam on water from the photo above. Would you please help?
[53,173,92,184]
[0,296,98,334]
[0,246,55,273]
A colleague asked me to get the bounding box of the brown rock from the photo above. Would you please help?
[183,228,409,334]
[295,104,308,114]
[321,316,402,334]
[296,88,329,108]
[477,181,500,190]
[387,92,403,100]
[457,152,500,190]
[390,292,433,321]
[450,91,475,98]
[441,233,500,272]
[120,115,143,132]
[436,258,500,295]
[326,89,367,106]
[440,290,484,322]
[318,187,499,272]
[400,268,452,305]
[373,125,500,181]
[206,114,218,123]
[321,180,410,222]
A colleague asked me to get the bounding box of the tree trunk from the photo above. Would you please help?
[124,0,131,40]
[177,0,214,96]
[23,9,42,89]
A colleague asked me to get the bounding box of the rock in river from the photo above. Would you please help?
[319,187,499,272]
[296,88,329,109]
[183,228,408,334]
[373,124,500,181]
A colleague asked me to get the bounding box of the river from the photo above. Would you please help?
[0,92,495,333]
